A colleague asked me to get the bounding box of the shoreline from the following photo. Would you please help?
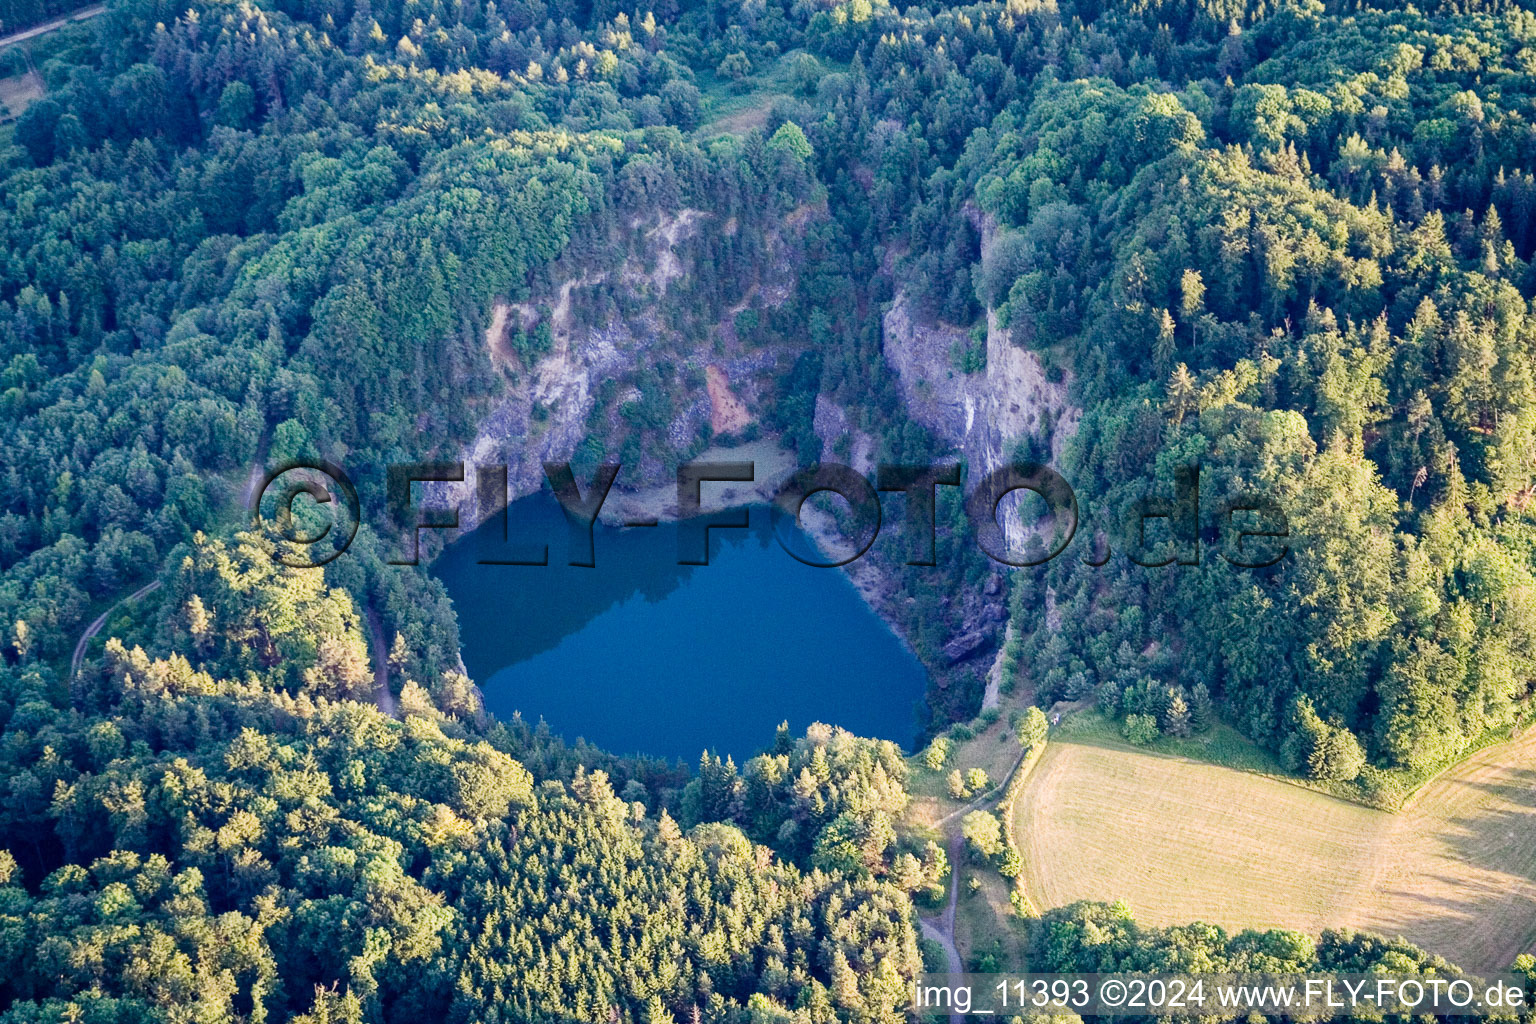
[432,438,940,729]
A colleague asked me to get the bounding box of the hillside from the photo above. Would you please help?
[3,0,1536,1015]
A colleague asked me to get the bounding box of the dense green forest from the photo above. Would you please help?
[4,0,1536,1013]
[0,531,924,1021]
[988,2,1536,798]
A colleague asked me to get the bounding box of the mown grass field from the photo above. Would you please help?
[1014,716,1536,972]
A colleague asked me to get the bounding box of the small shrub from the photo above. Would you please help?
[1122,713,1159,746]
[716,50,752,82]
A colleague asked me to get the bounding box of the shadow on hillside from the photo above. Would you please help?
[1380,763,1536,971]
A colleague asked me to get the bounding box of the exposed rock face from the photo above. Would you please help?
[435,193,1077,720]
[456,311,638,522]
[705,364,754,434]
[943,630,988,664]
[813,395,876,476]
[881,204,1080,554]
[876,204,1084,687]
[982,621,1013,710]
[437,204,812,531]
[641,208,703,292]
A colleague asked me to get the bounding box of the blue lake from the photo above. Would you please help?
[433,493,928,762]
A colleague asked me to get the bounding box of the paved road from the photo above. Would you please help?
[70,579,161,680]
[0,5,105,50]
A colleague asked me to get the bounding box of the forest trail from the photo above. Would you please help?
[71,579,161,680]
[242,461,265,508]
[918,830,966,1024]
[241,433,272,509]
[0,5,104,49]
[931,742,1032,831]
[365,605,397,717]
[916,741,1035,1023]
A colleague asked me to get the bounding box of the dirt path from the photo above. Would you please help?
[918,830,967,1024]
[365,605,397,717]
[241,434,272,510]
[71,579,161,680]
[981,623,1012,712]
[0,4,103,49]
[915,742,1035,1023]
[931,742,1031,831]
[242,460,265,508]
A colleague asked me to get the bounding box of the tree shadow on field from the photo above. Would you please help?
[1441,781,1536,883]
[1384,766,1536,971]
[1375,871,1536,971]
[1051,719,1349,801]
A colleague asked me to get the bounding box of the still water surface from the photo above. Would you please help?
[433,493,928,761]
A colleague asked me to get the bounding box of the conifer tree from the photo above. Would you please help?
[1164,689,1192,738]
[1190,682,1214,733]
[1166,363,1198,425]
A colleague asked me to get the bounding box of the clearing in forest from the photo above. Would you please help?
[695,50,831,138]
[1014,718,1536,973]
[0,70,42,122]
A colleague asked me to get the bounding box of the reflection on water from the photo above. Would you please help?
[434,492,928,761]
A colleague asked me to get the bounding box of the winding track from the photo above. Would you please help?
[70,579,161,680]
[916,741,1034,1024]
[0,4,104,50]
[918,832,967,1024]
